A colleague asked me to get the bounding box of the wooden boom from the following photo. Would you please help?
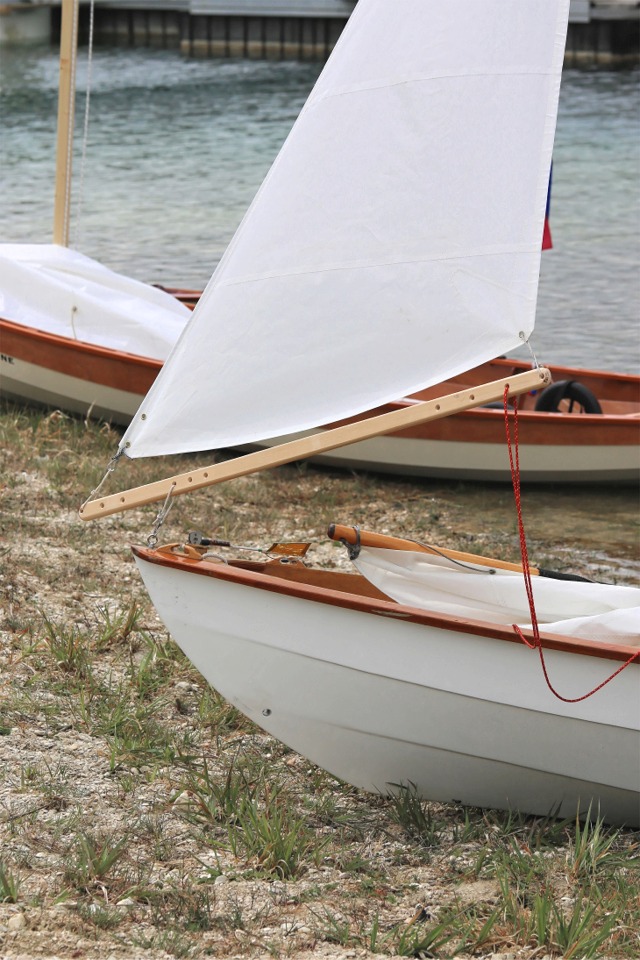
[80,367,550,521]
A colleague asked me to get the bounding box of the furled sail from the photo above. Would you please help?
[353,547,640,643]
[121,0,570,460]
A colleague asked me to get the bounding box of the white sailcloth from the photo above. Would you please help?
[121,0,570,460]
[353,547,640,643]
[0,243,191,360]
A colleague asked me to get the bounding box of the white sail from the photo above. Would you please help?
[121,0,570,460]
[353,547,640,643]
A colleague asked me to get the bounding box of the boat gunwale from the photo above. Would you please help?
[328,355,640,430]
[3,320,638,424]
[0,317,163,373]
[132,544,640,665]
[3,322,638,449]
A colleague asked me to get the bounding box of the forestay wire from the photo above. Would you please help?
[503,386,639,700]
[79,450,123,515]
[75,0,95,245]
[147,483,177,548]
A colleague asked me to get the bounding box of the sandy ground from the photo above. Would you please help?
[1,411,638,959]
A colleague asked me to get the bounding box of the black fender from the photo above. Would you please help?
[534,380,602,414]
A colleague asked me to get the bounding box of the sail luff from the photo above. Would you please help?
[118,0,570,462]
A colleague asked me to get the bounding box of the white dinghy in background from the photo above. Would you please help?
[81,0,640,826]
[0,244,190,423]
[0,0,191,425]
[2,0,637,486]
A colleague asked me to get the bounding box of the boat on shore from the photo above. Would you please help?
[2,2,636,486]
[0,243,191,426]
[0,0,193,427]
[242,356,640,485]
[80,0,639,826]
[3,302,637,484]
[157,288,640,484]
[131,530,640,827]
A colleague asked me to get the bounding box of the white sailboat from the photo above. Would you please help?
[81,0,640,826]
[0,0,190,424]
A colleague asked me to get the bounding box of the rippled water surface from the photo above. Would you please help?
[1,48,639,373]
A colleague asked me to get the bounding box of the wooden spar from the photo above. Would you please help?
[80,366,550,521]
[328,523,540,576]
[53,0,79,246]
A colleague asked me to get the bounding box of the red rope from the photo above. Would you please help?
[503,386,638,702]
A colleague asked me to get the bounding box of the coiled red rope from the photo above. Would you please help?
[503,385,638,702]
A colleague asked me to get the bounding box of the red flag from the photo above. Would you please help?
[542,165,553,250]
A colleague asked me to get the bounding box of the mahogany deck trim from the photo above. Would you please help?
[133,545,640,665]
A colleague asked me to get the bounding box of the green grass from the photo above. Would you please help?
[0,861,21,903]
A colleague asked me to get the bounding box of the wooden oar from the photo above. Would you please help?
[327,523,538,575]
[80,367,550,521]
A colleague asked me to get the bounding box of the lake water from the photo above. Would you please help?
[1,47,639,374]
[2,47,638,578]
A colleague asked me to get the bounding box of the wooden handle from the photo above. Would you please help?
[328,523,539,576]
[80,367,550,521]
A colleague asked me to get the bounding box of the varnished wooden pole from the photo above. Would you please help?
[53,0,79,246]
[80,367,550,521]
[327,523,540,575]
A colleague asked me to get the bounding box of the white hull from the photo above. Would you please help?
[243,431,640,485]
[134,548,640,826]
[1,355,141,426]
[0,243,188,425]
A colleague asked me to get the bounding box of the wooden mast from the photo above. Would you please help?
[53,0,79,246]
[80,367,550,521]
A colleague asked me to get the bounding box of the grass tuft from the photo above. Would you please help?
[387,782,441,846]
[0,861,21,903]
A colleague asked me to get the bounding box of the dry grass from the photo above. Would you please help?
[0,401,638,960]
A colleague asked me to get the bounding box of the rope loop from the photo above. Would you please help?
[341,525,361,561]
[503,386,639,701]
[512,624,639,703]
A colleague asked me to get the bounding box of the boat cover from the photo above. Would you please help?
[0,243,190,361]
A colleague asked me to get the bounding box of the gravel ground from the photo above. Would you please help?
[1,408,638,959]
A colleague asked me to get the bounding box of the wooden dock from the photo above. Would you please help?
[94,0,640,64]
[3,0,639,64]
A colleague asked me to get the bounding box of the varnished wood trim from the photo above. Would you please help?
[1,318,160,395]
[132,545,640,665]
